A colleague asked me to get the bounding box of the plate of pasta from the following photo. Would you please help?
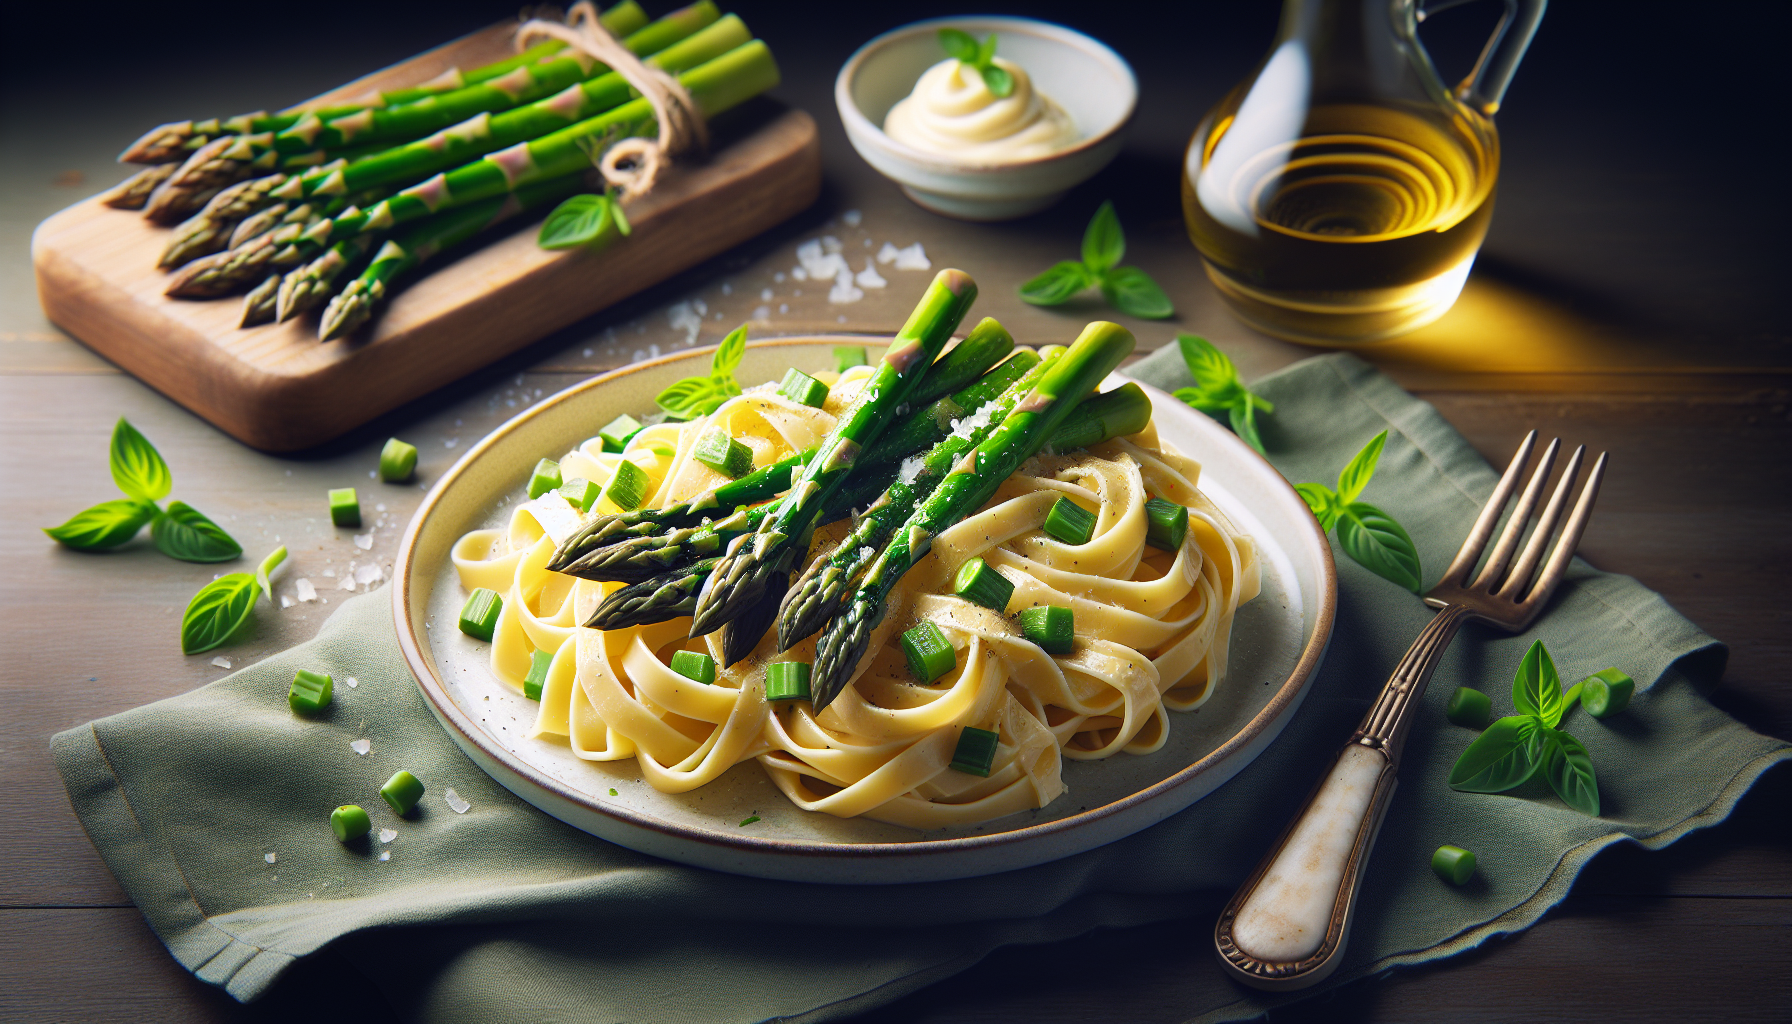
[394,312,1334,884]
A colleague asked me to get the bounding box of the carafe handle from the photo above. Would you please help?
[1420,0,1547,115]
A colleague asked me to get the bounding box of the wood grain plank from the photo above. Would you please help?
[32,104,820,451]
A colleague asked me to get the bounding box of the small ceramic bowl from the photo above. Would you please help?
[835,17,1137,221]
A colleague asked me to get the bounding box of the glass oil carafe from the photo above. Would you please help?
[1183,0,1544,345]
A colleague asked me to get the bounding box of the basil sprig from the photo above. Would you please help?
[1019,201,1173,320]
[537,190,631,251]
[938,28,1013,97]
[1448,640,1605,817]
[1172,335,1274,454]
[653,323,747,420]
[44,419,242,563]
[1296,430,1423,593]
[180,547,286,655]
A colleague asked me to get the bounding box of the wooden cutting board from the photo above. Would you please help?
[30,23,820,452]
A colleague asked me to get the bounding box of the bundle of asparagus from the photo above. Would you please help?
[547,270,1142,711]
[102,1,782,340]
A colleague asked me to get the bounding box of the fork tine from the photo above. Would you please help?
[1496,444,1585,600]
[1523,451,1607,609]
[1472,437,1560,591]
[1439,430,1537,587]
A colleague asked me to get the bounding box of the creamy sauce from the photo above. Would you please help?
[884,58,1077,162]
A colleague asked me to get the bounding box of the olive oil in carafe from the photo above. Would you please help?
[1183,100,1498,344]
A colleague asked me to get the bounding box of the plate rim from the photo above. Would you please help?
[393,337,1337,861]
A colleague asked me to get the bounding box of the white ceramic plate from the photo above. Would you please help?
[394,339,1335,884]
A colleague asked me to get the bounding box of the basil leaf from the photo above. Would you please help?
[1229,402,1267,455]
[180,573,262,654]
[1542,727,1600,816]
[1513,639,1564,726]
[938,28,980,63]
[1018,261,1095,306]
[976,33,999,67]
[979,63,1014,98]
[1449,714,1545,792]
[1173,384,1239,414]
[44,498,157,550]
[654,377,724,419]
[1081,200,1125,273]
[1336,500,1423,592]
[1294,483,1341,531]
[537,194,613,251]
[109,418,172,502]
[256,546,288,602]
[1336,429,1387,503]
[711,323,747,379]
[1100,266,1175,319]
[151,501,243,563]
[1176,334,1239,391]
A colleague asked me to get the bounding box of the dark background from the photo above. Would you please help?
[5,0,1788,342]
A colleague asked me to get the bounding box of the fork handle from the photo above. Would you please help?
[1214,605,1471,990]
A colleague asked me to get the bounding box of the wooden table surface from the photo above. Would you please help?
[3,2,1787,1021]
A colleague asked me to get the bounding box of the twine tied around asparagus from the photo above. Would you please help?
[515,1,708,199]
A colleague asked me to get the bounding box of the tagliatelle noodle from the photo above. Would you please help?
[450,366,1259,828]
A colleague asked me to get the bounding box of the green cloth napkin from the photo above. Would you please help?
[54,351,1790,1022]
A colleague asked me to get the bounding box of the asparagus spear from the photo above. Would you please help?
[240,274,283,328]
[116,2,652,163]
[584,558,719,629]
[271,19,755,212]
[779,350,1056,649]
[100,164,178,209]
[902,317,1014,410]
[808,322,1137,711]
[318,176,584,340]
[688,269,979,637]
[227,201,291,250]
[274,236,376,322]
[159,174,292,268]
[281,4,721,157]
[165,199,353,297]
[861,345,1038,467]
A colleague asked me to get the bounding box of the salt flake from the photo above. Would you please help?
[279,595,295,608]
[855,259,887,289]
[354,533,373,550]
[346,676,358,688]
[296,578,318,602]
[877,242,900,265]
[211,656,233,669]
[350,738,370,755]
[666,301,703,345]
[265,852,277,864]
[893,243,932,271]
[444,788,471,813]
[828,275,864,304]
[379,828,397,843]
[379,851,390,862]
[355,563,384,587]
[843,209,862,226]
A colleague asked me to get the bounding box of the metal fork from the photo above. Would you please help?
[1213,431,1608,991]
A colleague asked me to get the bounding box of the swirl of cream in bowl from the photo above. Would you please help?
[883,56,1079,163]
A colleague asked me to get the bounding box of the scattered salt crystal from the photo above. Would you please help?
[791,267,807,281]
[759,287,773,301]
[721,282,732,295]
[279,595,295,608]
[379,828,396,843]
[368,470,376,479]
[666,301,703,345]
[822,235,843,254]
[838,315,848,323]
[265,852,276,864]
[350,738,370,755]
[354,533,373,550]
[444,788,471,813]
[444,438,458,448]
[778,303,789,314]
[355,563,384,587]
[774,271,786,282]
[322,569,335,578]
[648,343,661,359]
[899,455,926,484]
[292,579,316,603]
[877,242,900,264]
[211,656,233,669]
[376,503,387,513]
[583,347,593,357]
[855,259,887,289]
[339,572,356,591]
[346,676,358,688]
[379,851,390,862]
[893,243,931,271]
[828,275,864,304]
[753,305,771,320]
[843,209,862,226]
